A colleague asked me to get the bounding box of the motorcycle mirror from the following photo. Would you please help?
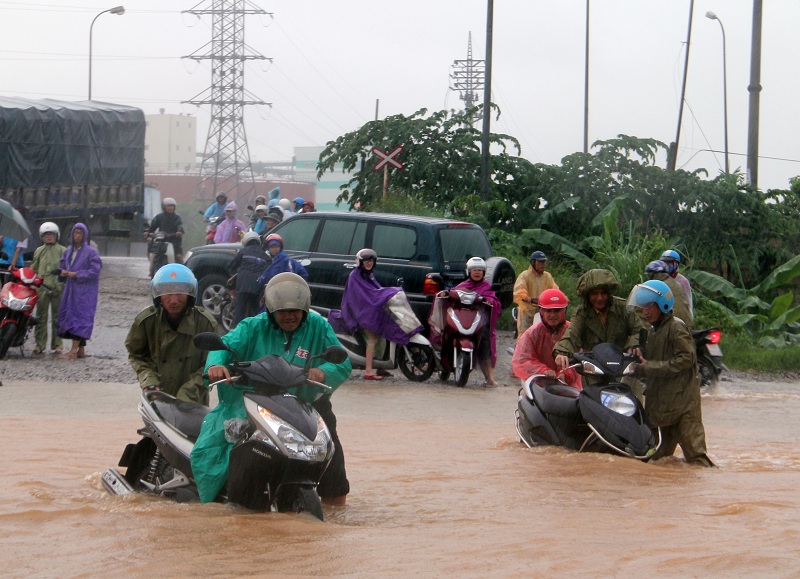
[247,205,255,211]
[305,346,349,371]
[193,332,230,352]
[300,258,311,266]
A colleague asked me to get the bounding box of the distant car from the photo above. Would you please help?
[184,212,515,329]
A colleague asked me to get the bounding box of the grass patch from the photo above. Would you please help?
[722,337,800,374]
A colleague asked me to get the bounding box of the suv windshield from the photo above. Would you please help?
[439,227,492,263]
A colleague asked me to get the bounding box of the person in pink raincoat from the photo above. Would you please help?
[449,257,502,387]
[213,201,247,244]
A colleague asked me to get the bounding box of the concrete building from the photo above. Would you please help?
[145,111,197,172]
[294,146,352,211]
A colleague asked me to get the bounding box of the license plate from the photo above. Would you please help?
[706,343,722,357]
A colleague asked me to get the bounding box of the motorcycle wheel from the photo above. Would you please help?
[453,347,471,388]
[278,486,324,521]
[399,343,435,382]
[150,253,168,279]
[0,322,17,359]
[698,359,720,391]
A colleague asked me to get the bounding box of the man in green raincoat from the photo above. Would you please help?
[191,273,352,505]
[627,280,713,466]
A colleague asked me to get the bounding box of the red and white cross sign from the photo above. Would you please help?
[372,145,404,171]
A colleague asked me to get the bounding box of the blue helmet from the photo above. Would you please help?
[660,250,681,274]
[645,260,670,275]
[627,280,674,314]
[150,263,198,308]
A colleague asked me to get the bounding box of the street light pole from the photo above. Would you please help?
[89,5,125,100]
[480,0,494,202]
[706,11,729,174]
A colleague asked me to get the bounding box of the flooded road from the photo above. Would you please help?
[1,377,799,577]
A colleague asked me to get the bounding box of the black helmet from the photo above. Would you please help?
[530,251,548,262]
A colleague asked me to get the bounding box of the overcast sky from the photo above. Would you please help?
[3,1,799,191]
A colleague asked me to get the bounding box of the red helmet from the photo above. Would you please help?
[538,289,569,309]
[265,233,284,249]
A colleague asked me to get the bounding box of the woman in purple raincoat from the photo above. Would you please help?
[329,248,422,380]
[57,223,102,359]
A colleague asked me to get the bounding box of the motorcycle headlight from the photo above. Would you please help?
[600,391,637,416]
[254,405,332,462]
[580,361,604,376]
[1,291,32,311]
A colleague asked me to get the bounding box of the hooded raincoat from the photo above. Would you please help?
[454,277,501,366]
[554,269,643,359]
[57,223,102,341]
[30,240,65,351]
[328,266,423,345]
[190,310,352,502]
[213,201,247,244]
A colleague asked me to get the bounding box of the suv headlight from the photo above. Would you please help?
[600,391,637,416]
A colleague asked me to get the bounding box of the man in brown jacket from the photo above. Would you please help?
[628,280,713,467]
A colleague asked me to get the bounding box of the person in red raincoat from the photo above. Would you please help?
[512,288,581,389]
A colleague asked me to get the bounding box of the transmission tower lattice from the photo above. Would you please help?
[450,32,485,122]
[183,0,271,201]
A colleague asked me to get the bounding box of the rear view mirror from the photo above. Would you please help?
[193,332,229,352]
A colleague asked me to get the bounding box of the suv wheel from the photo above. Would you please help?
[198,274,230,318]
[485,257,516,309]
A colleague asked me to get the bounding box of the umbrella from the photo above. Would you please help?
[0,199,31,241]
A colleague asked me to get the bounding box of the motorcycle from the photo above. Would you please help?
[102,332,348,521]
[0,266,44,359]
[317,306,435,382]
[199,212,223,245]
[693,327,726,390]
[145,229,175,278]
[428,288,492,387]
[515,342,660,460]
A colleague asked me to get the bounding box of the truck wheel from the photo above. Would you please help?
[198,274,230,318]
[485,257,516,310]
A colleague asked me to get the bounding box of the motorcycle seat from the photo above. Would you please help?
[150,393,211,442]
[532,383,580,418]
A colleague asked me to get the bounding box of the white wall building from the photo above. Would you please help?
[294,146,352,211]
[145,111,197,172]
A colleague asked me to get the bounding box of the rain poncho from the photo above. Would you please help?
[328,267,422,345]
[30,241,65,351]
[213,201,247,244]
[453,277,501,365]
[512,321,581,389]
[190,310,351,502]
[513,267,558,330]
[256,250,308,289]
[554,269,643,358]
[57,223,102,341]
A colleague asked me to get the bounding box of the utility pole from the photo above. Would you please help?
[450,32,485,122]
[668,0,694,172]
[746,0,763,188]
[183,0,270,201]
[479,0,494,202]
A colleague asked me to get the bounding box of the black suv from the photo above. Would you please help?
[184,212,515,328]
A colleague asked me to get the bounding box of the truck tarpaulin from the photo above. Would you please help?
[0,97,145,188]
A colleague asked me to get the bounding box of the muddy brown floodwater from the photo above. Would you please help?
[1,258,799,577]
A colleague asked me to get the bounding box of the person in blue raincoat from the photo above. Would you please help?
[190,273,352,505]
[256,233,307,290]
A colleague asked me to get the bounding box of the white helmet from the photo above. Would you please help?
[466,256,487,275]
[255,204,268,214]
[264,272,311,315]
[278,198,291,210]
[39,222,60,241]
[241,231,260,247]
[162,197,177,209]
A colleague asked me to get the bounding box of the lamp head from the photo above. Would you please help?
[705,11,718,20]
[110,6,125,15]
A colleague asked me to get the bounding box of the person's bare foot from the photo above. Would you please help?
[58,351,78,360]
[77,347,86,358]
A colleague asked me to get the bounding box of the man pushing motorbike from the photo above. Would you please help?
[627,280,713,467]
[191,273,352,506]
[125,264,219,404]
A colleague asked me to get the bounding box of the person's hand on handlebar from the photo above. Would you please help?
[207,364,231,382]
[308,368,326,383]
[554,354,570,371]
